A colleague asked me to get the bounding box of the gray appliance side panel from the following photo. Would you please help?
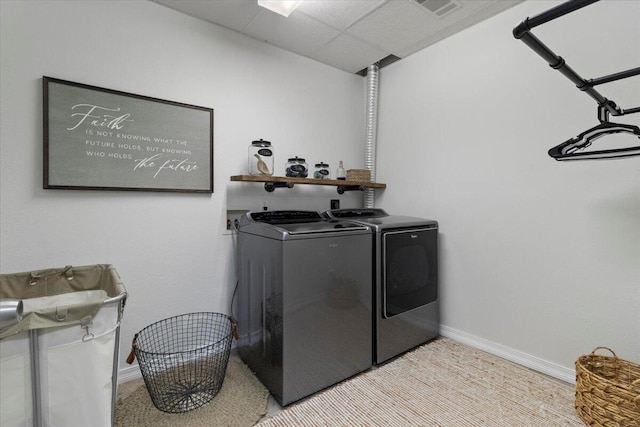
[237,233,285,403]
[375,228,439,365]
[375,301,439,364]
[281,234,373,405]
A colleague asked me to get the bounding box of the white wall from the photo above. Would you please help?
[377,0,640,375]
[0,0,364,376]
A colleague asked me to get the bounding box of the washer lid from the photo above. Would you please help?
[247,210,323,224]
[278,220,368,235]
[239,210,368,236]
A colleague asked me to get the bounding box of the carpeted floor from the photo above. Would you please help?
[115,355,269,426]
[256,337,585,427]
[116,337,585,426]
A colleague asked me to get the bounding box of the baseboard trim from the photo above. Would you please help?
[117,328,575,385]
[118,364,142,384]
[439,325,575,384]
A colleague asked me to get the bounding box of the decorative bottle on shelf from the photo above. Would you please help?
[248,139,274,176]
[336,161,346,180]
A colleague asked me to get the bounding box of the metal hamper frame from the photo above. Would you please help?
[0,264,127,427]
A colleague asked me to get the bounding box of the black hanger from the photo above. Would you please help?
[513,0,640,161]
[548,121,640,161]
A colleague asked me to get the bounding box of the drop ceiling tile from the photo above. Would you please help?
[296,0,386,30]
[312,34,391,74]
[347,1,438,55]
[243,9,340,56]
[395,0,523,57]
[152,0,527,75]
[154,0,262,32]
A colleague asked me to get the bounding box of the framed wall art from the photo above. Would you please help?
[43,76,214,193]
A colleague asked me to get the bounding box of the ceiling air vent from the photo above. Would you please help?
[416,0,462,18]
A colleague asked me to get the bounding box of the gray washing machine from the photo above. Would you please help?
[236,210,373,406]
[323,208,439,365]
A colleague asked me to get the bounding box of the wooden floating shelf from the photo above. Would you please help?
[230,175,386,193]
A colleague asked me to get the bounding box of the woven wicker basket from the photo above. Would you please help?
[575,347,640,427]
[346,169,371,182]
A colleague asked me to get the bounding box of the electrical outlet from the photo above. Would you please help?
[226,209,249,231]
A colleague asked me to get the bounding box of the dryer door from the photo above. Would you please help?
[382,227,438,318]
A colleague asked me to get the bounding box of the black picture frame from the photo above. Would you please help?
[43,76,214,193]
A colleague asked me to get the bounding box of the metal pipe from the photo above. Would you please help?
[364,64,379,209]
[518,31,610,107]
[513,0,628,117]
[512,0,598,38]
[29,330,42,427]
[0,299,23,330]
[110,298,126,427]
[590,66,640,86]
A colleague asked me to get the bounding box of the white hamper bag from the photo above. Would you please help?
[0,265,127,427]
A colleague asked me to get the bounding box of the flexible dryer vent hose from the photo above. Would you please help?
[364,64,379,208]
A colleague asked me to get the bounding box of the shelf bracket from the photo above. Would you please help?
[337,185,365,194]
[264,182,294,192]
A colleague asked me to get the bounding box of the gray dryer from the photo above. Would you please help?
[324,208,439,365]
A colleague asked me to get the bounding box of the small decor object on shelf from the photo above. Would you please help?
[314,162,330,179]
[248,139,274,176]
[346,169,371,182]
[285,156,308,178]
[336,161,346,180]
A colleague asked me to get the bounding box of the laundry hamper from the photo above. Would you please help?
[130,312,234,413]
[0,264,127,427]
[575,347,640,427]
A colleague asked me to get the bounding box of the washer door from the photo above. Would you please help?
[382,227,438,318]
